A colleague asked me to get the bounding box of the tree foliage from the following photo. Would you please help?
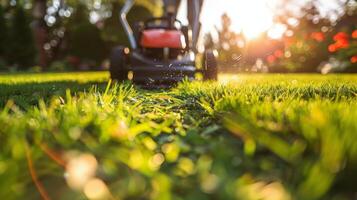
[0,5,7,58]
[215,14,245,69]
[275,3,332,72]
[6,5,37,69]
[0,0,157,70]
[66,4,106,68]
[213,1,357,73]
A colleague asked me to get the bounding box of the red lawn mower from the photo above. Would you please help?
[109,0,218,85]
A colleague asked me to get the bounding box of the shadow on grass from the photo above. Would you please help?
[0,81,109,109]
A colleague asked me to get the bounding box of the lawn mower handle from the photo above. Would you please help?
[120,0,137,49]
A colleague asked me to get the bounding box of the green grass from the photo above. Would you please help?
[0,72,109,108]
[0,72,356,200]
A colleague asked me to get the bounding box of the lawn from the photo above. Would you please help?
[0,72,356,200]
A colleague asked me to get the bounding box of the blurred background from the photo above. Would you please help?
[0,0,356,73]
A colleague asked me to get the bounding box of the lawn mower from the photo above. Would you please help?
[109,0,218,85]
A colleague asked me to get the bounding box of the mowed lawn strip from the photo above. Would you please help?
[0,72,109,108]
[0,73,356,200]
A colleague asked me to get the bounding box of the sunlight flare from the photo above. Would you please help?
[201,0,279,39]
[229,0,275,39]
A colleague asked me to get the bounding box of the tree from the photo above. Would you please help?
[32,0,49,68]
[0,5,7,60]
[0,5,7,70]
[7,5,37,69]
[66,3,106,69]
[216,13,245,70]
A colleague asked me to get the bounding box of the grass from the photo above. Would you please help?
[0,72,356,200]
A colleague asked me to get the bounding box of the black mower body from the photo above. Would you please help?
[128,51,197,83]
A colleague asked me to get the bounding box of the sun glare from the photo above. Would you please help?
[229,0,274,39]
[200,0,279,40]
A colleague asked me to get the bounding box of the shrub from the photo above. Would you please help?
[49,60,73,72]
[329,30,357,72]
